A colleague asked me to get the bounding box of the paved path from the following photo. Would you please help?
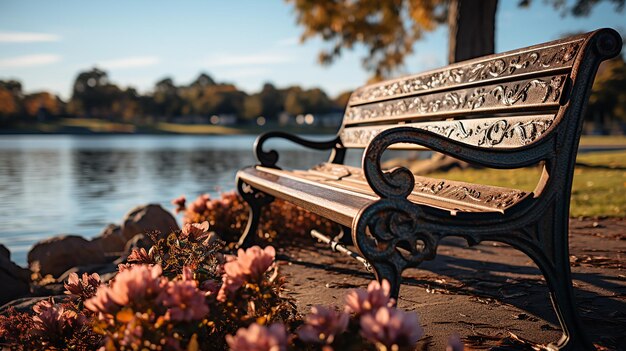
[276,218,625,350]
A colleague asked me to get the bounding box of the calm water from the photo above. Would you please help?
[0,134,363,266]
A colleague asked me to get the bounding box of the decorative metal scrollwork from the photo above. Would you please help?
[353,199,439,268]
[345,75,566,124]
[341,115,554,149]
[254,131,344,168]
[238,179,274,205]
[350,41,581,105]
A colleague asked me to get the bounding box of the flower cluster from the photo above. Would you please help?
[124,220,224,280]
[0,194,468,351]
[226,323,288,351]
[64,272,101,300]
[227,280,433,351]
[0,297,98,350]
[173,192,342,244]
[0,222,296,351]
[218,246,276,302]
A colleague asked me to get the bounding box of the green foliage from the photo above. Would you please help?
[284,87,334,116]
[588,56,626,123]
[429,150,626,217]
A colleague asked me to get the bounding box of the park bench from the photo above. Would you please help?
[235,28,622,350]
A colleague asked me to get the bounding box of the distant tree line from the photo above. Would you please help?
[0,68,352,126]
[1,57,625,132]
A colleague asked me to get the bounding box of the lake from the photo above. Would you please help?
[0,134,365,266]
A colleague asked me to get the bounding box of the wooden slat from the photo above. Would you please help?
[255,163,530,215]
[349,36,582,106]
[237,167,371,227]
[340,114,556,149]
[344,75,566,126]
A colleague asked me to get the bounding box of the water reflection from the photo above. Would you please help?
[0,135,362,266]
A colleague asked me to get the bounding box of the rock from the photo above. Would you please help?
[123,233,152,253]
[121,204,179,242]
[0,245,31,306]
[57,263,118,284]
[91,224,126,254]
[27,235,107,278]
[0,295,70,314]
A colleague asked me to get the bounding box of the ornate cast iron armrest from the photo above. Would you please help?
[255,131,345,169]
[362,127,556,199]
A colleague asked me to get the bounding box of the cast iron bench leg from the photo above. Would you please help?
[236,177,274,248]
[353,199,595,350]
[518,218,595,351]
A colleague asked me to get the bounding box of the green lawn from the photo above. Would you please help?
[429,151,626,218]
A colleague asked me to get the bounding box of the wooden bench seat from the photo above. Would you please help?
[238,163,530,223]
[234,29,622,350]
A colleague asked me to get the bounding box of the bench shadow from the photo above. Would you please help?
[276,238,626,347]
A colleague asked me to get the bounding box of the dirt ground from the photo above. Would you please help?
[275,218,625,350]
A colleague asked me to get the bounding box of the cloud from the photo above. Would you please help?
[275,37,300,47]
[96,56,160,69]
[0,31,61,43]
[203,52,293,67]
[0,54,61,68]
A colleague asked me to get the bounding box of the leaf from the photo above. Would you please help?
[116,309,134,323]
[187,334,199,351]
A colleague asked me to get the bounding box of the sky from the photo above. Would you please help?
[0,0,624,100]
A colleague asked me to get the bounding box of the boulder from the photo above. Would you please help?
[0,295,69,314]
[121,204,179,242]
[124,233,153,253]
[91,224,126,254]
[27,235,107,278]
[0,244,31,306]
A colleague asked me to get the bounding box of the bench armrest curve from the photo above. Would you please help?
[255,131,345,169]
[362,127,555,199]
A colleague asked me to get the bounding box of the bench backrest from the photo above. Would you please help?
[338,29,622,151]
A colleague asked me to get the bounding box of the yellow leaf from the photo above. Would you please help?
[116,309,134,323]
[187,334,199,351]
[105,338,117,351]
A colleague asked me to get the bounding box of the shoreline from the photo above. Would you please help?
[0,118,340,136]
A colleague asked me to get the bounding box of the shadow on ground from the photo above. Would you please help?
[272,218,625,350]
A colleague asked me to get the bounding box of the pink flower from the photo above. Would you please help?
[182,266,194,281]
[189,194,210,213]
[158,279,209,322]
[181,221,210,241]
[64,272,101,299]
[32,299,82,337]
[171,196,186,214]
[85,264,165,315]
[235,246,276,279]
[345,280,393,316]
[360,306,422,349]
[117,263,132,272]
[226,323,287,351]
[217,265,245,302]
[297,305,349,344]
[217,246,275,302]
[127,247,155,264]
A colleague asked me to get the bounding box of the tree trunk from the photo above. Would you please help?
[419,0,498,175]
[448,0,498,64]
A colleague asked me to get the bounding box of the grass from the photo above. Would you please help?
[155,122,242,134]
[429,151,626,218]
[59,118,136,133]
[579,135,626,146]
